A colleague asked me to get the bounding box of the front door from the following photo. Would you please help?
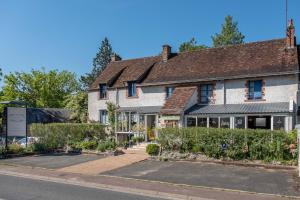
[146,115,156,141]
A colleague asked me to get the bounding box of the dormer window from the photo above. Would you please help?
[127,81,137,97]
[166,87,174,99]
[99,84,107,99]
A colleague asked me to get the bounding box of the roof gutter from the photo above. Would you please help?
[140,70,300,87]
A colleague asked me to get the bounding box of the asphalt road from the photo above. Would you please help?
[0,174,163,200]
[0,153,105,169]
[103,160,300,196]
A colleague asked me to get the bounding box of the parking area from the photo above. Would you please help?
[102,160,300,197]
[0,153,105,169]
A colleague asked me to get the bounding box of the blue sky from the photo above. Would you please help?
[0,0,299,84]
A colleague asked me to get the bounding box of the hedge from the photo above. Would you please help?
[30,123,106,151]
[157,127,298,161]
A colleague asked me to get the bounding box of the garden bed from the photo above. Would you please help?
[153,151,297,169]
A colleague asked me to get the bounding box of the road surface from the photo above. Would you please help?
[0,174,164,200]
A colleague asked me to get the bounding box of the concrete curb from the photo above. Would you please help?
[98,174,300,200]
[159,158,297,170]
[0,170,210,200]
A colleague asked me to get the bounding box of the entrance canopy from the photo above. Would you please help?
[117,106,162,114]
[185,102,290,115]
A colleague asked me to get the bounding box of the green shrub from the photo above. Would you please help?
[157,127,297,162]
[31,142,49,153]
[97,139,117,152]
[146,144,160,156]
[0,146,7,155]
[132,136,144,144]
[30,123,106,151]
[78,141,97,150]
[8,143,24,154]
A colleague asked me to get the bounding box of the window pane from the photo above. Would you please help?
[100,110,108,124]
[234,117,245,129]
[220,118,230,128]
[197,117,207,127]
[128,82,137,97]
[99,84,107,99]
[255,118,266,127]
[248,80,262,100]
[166,87,174,98]
[273,116,285,130]
[187,117,196,127]
[209,118,219,128]
[200,84,213,103]
[201,97,208,103]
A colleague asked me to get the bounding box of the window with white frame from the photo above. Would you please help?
[197,117,207,127]
[273,116,285,130]
[209,117,219,128]
[220,117,230,128]
[234,116,245,129]
[99,110,108,124]
[187,117,196,127]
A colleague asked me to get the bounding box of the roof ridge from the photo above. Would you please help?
[177,38,286,55]
[111,55,160,63]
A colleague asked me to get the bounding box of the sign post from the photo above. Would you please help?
[0,101,28,153]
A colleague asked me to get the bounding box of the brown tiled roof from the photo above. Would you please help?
[144,39,299,85]
[160,86,197,115]
[89,56,159,90]
[112,56,159,88]
[89,38,299,90]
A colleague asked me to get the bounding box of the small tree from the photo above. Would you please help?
[179,38,207,52]
[106,101,118,130]
[212,15,245,47]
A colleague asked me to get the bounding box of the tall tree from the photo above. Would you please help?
[212,15,245,47]
[179,38,207,52]
[81,37,117,89]
[1,69,79,108]
[64,91,88,123]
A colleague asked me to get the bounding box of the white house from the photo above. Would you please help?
[88,20,299,141]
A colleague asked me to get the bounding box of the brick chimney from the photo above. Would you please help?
[286,19,296,48]
[162,45,171,62]
[111,53,122,62]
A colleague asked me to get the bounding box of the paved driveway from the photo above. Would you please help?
[0,153,105,169]
[102,160,300,197]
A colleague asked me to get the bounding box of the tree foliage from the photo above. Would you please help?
[106,101,118,128]
[81,37,117,89]
[1,69,79,108]
[64,91,88,123]
[212,15,245,47]
[179,38,207,52]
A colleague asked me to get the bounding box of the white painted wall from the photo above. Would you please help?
[215,81,225,104]
[225,75,298,105]
[88,86,166,121]
[118,86,166,107]
[88,89,117,121]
